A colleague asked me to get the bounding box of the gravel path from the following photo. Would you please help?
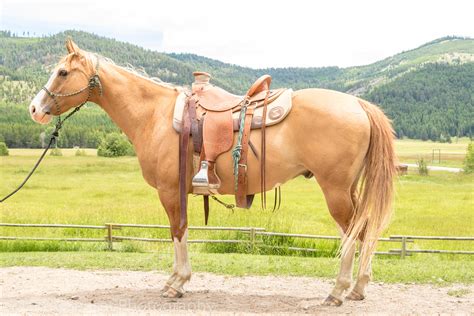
[1,267,473,315]
[403,163,462,173]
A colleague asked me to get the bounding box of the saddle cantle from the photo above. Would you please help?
[176,72,293,226]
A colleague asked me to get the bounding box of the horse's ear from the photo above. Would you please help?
[66,38,81,54]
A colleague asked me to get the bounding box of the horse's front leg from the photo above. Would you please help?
[158,189,191,298]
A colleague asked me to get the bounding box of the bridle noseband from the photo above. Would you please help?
[42,54,103,117]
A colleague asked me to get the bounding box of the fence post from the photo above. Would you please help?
[106,223,114,251]
[400,236,407,259]
[250,228,256,253]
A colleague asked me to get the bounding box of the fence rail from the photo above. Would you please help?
[1,223,472,258]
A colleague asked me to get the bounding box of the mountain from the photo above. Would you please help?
[172,36,474,96]
[0,30,473,147]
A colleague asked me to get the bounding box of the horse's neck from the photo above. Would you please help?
[93,63,178,143]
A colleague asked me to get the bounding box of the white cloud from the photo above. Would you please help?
[1,0,473,68]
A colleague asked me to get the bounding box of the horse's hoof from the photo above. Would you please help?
[322,294,343,306]
[346,290,365,301]
[161,285,170,293]
[161,287,184,298]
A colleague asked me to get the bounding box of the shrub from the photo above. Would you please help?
[464,143,474,174]
[75,149,87,156]
[49,147,63,156]
[439,133,452,143]
[97,133,135,157]
[417,157,428,176]
[0,142,9,156]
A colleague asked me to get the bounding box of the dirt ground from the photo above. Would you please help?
[0,267,473,315]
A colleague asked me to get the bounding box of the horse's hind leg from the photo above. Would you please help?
[346,229,372,301]
[344,179,372,301]
[346,262,371,301]
[321,179,372,304]
[320,185,358,306]
[158,189,191,298]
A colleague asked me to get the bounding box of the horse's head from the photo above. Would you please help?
[29,39,100,124]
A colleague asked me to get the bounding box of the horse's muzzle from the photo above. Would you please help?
[29,103,53,125]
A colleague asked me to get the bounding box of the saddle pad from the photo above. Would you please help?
[249,89,293,128]
[173,92,188,132]
[172,89,293,133]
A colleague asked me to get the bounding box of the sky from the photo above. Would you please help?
[1,0,473,68]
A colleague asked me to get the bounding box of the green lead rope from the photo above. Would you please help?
[232,104,248,192]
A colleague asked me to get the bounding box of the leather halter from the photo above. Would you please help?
[42,55,103,116]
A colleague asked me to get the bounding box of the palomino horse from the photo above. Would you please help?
[29,39,396,306]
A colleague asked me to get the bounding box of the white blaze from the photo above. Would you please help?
[29,70,59,124]
[32,71,58,112]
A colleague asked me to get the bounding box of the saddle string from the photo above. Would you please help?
[260,90,270,210]
[0,56,102,203]
[178,99,193,229]
[210,195,235,211]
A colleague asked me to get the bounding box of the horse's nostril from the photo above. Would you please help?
[31,105,36,114]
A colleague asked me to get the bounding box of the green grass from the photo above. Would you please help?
[0,141,473,282]
[395,138,469,168]
[0,252,473,284]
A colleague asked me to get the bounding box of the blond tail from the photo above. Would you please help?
[341,99,397,275]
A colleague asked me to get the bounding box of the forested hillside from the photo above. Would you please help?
[0,30,472,147]
[367,63,474,140]
[0,102,117,148]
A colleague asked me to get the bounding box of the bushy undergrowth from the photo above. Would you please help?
[75,148,87,156]
[463,143,474,173]
[417,157,428,175]
[0,141,9,156]
[97,133,135,157]
[49,147,63,156]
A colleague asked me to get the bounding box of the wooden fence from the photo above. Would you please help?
[1,223,473,258]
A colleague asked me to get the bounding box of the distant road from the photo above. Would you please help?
[403,163,462,173]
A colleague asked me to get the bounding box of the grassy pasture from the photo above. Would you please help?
[395,137,469,167]
[0,140,473,282]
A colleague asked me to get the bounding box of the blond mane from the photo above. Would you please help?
[51,51,184,92]
[96,54,182,92]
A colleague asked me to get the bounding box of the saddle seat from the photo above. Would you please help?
[193,72,273,112]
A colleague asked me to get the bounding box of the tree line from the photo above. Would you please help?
[0,102,118,148]
[1,30,473,145]
[366,63,473,140]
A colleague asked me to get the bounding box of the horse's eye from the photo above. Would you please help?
[58,69,68,77]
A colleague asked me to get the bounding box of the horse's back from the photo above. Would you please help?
[292,88,369,123]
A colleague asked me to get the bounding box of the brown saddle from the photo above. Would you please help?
[193,72,272,111]
[178,72,286,228]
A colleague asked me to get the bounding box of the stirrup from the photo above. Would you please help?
[192,161,210,187]
[192,161,221,195]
